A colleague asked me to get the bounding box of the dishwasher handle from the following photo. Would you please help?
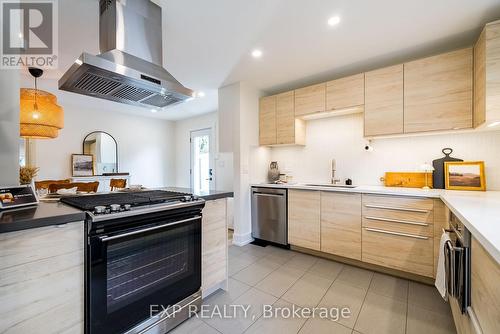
[252,191,284,197]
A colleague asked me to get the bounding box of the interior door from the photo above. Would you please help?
[190,128,215,192]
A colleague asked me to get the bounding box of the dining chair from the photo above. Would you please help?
[48,182,100,194]
[109,179,127,191]
[35,179,71,190]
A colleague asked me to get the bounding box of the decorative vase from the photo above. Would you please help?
[268,162,280,183]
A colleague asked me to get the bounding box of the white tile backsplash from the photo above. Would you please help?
[270,113,500,190]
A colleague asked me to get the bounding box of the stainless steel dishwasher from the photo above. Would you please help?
[251,187,287,245]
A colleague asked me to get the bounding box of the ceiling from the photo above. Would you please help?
[35,0,500,121]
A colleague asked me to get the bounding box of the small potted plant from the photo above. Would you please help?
[20,166,39,187]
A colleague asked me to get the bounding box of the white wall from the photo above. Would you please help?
[271,113,500,190]
[218,82,270,245]
[0,70,21,186]
[32,79,176,188]
[174,111,234,191]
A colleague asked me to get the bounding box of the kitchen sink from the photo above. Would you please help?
[304,183,358,188]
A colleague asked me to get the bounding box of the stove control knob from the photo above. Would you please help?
[110,204,121,212]
[94,206,106,214]
[123,204,131,211]
[182,195,192,202]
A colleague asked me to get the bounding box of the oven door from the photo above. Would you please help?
[88,213,201,334]
[444,233,469,314]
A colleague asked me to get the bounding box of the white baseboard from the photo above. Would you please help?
[232,232,253,246]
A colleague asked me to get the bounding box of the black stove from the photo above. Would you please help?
[82,190,205,334]
[61,190,197,212]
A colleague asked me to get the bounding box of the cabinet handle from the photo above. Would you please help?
[364,204,429,213]
[364,216,429,227]
[364,227,429,240]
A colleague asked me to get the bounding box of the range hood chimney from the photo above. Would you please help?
[59,0,193,108]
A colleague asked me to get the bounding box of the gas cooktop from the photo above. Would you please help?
[60,190,195,211]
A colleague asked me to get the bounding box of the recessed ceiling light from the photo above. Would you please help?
[327,16,341,26]
[150,109,158,113]
[487,121,500,128]
[196,91,206,98]
[251,49,263,58]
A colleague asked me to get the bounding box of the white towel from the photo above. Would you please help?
[56,187,78,195]
[435,232,451,300]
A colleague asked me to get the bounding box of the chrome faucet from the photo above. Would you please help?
[331,159,341,184]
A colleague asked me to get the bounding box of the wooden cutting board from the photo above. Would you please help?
[384,172,433,188]
[432,148,463,189]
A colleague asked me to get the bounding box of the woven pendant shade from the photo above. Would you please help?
[20,88,64,139]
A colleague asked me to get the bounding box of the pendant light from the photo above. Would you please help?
[20,67,64,139]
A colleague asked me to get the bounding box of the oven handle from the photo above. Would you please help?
[99,215,202,242]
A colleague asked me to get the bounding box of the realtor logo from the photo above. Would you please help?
[1,0,58,69]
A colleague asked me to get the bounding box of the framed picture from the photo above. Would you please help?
[72,154,94,176]
[444,161,486,191]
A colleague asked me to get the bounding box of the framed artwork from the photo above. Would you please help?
[444,161,486,191]
[72,154,94,177]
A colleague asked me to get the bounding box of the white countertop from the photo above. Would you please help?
[252,183,500,264]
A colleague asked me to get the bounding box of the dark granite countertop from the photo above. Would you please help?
[0,202,85,233]
[0,187,233,234]
[161,187,234,201]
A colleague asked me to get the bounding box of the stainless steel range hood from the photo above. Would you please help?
[59,0,193,108]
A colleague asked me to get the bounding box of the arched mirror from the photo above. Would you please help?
[83,131,118,175]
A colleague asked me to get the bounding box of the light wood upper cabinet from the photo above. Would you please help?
[326,73,364,111]
[288,190,320,251]
[259,95,277,145]
[294,83,326,117]
[364,64,404,136]
[474,20,500,128]
[404,48,473,133]
[276,91,306,145]
[321,192,362,260]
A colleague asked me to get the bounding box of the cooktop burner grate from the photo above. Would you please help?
[60,190,191,211]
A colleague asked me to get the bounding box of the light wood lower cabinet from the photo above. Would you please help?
[362,227,434,277]
[0,222,84,334]
[433,199,449,277]
[450,297,473,334]
[202,198,228,296]
[286,192,462,280]
[471,237,500,334]
[288,190,320,251]
[361,194,434,277]
[320,192,361,260]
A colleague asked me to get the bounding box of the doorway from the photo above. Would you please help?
[190,128,215,192]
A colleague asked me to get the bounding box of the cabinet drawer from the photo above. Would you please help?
[362,217,433,237]
[363,206,433,225]
[362,227,434,277]
[362,194,433,211]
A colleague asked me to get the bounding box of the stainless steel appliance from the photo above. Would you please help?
[251,187,287,245]
[62,191,204,334]
[59,0,193,108]
[444,212,471,314]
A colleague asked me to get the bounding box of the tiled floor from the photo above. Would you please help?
[172,243,457,334]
